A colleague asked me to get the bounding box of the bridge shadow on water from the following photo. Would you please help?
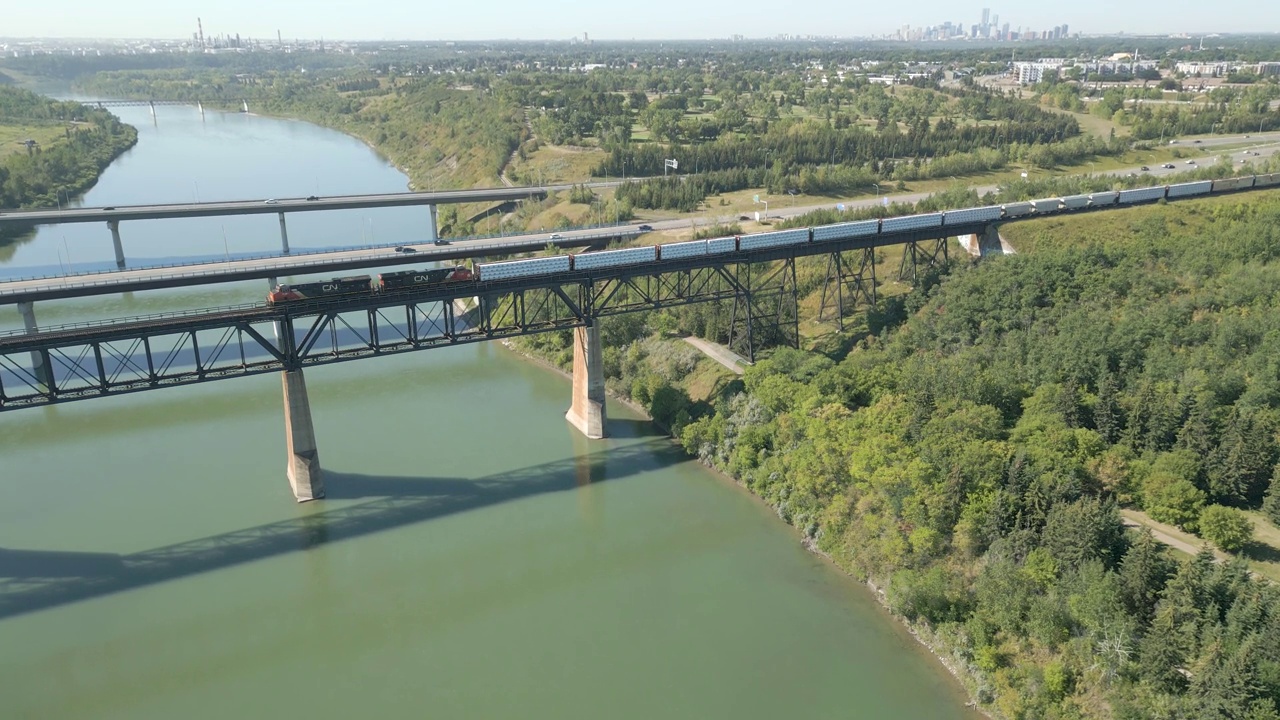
[0,419,681,621]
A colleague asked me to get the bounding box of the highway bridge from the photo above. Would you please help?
[0,185,558,269]
[0,225,640,303]
[3,178,1275,502]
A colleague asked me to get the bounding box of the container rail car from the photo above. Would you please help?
[267,175,1280,300]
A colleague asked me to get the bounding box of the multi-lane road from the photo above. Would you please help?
[0,225,640,302]
[0,188,551,226]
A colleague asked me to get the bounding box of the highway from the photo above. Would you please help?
[0,187,550,226]
[0,225,639,303]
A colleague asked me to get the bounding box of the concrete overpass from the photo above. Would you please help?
[0,224,641,304]
[0,186,562,270]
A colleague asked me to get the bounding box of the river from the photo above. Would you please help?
[0,103,978,719]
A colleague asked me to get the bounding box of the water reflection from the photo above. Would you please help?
[0,431,672,621]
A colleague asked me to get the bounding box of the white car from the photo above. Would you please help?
[549,233,563,240]
[1185,160,1196,165]
[264,198,278,204]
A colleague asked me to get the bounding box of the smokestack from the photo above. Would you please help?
[197,17,204,47]
[277,29,282,45]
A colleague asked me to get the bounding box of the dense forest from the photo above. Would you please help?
[0,86,137,211]
[517,189,1280,719]
[672,193,1280,718]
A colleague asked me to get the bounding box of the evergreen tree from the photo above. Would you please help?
[1094,368,1122,445]
[1263,468,1280,527]
[1139,604,1189,693]
[1176,393,1219,466]
[1119,530,1176,627]
[1057,377,1081,428]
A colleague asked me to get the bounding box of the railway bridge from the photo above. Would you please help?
[2,176,1276,502]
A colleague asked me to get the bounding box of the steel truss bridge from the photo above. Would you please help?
[0,223,963,412]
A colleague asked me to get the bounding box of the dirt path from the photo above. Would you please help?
[683,337,748,375]
[1121,510,1222,559]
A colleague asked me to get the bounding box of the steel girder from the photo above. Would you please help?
[818,248,878,329]
[897,237,951,284]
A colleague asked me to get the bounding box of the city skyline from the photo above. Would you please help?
[0,0,1276,42]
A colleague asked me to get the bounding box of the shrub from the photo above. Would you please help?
[1198,505,1254,553]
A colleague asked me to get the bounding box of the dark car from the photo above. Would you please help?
[433,239,449,246]
[738,215,750,221]
[306,195,319,201]
[395,246,417,253]
[1162,163,1176,169]
[102,206,116,210]
[1193,140,1202,144]
[637,224,653,231]
[1140,166,1150,171]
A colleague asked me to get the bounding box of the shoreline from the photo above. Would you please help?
[500,337,991,718]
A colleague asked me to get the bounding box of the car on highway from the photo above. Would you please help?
[1186,159,1197,165]
[1193,140,1202,144]
[1140,166,1150,171]
[264,198,278,204]
[433,239,449,246]
[738,215,751,221]
[102,206,115,210]
[306,195,319,201]
[1162,163,1176,169]
[394,246,417,253]
[549,233,563,240]
[637,224,653,231]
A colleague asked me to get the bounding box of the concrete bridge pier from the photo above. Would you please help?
[427,204,439,243]
[197,101,204,118]
[282,368,324,502]
[148,100,156,119]
[977,224,1005,257]
[17,301,53,389]
[108,220,125,268]
[277,213,291,254]
[565,324,607,439]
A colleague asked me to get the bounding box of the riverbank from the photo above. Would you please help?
[0,88,138,243]
[502,330,988,718]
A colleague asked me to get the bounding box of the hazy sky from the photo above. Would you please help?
[2,0,1276,41]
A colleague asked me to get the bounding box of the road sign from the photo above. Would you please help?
[753,194,760,203]
[882,197,889,206]
[836,204,845,211]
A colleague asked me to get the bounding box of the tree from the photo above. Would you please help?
[1198,505,1254,553]
[1144,472,1207,531]
[1264,469,1280,526]
[1094,369,1122,445]
[1118,529,1175,626]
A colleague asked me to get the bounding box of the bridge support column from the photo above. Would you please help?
[565,324,607,439]
[277,212,290,254]
[197,101,205,118]
[978,224,1005,257]
[108,220,125,268]
[283,368,324,502]
[426,204,439,243]
[17,301,53,389]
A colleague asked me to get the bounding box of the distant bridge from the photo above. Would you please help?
[85,98,251,115]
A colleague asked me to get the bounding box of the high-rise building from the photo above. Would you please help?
[982,8,990,28]
[1061,24,1069,38]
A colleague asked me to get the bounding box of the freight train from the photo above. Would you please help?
[267,266,474,304]
[267,174,1280,304]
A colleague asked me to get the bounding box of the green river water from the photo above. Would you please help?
[0,104,977,719]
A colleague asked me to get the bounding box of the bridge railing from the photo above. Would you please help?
[0,300,269,338]
[0,223,640,295]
